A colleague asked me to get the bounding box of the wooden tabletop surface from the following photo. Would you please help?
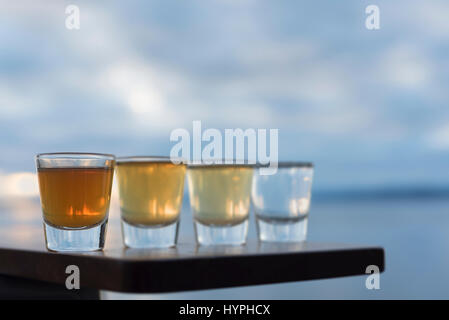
[0,199,385,293]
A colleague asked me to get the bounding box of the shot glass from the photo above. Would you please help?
[116,157,186,248]
[187,164,254,245]
[36,153,115,252]
[251,162,314,242]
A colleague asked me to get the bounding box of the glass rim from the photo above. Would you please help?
[255,161,314,168]
[116,156,187,164]
[187,161,313,168]
[187,161,255,169]
[36,152,115,160]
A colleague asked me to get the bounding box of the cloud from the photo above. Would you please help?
[426,125,449,150]
[0,0,448,188]
[409,1,449,39]
[0,171,39,197]
[99,62,169,124]
[379,44,433,90]
[0,82,34,117]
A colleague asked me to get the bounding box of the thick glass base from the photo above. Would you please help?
[194,219,248,246]
[44,220,107,252]
[256,215,308,242]
[121,219,179,248]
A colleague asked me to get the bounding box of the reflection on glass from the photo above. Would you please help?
[187,164,253,245]
[116,157,186,248]
[38,168,113,228]
[252,163,314,242]
[36,153,115,252]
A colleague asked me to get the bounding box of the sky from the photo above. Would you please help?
[1,0,449,196]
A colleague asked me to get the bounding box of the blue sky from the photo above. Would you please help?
[1,0,449,192]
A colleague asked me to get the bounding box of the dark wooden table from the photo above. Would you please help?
[0,215,384,299]
[0,199,385,299]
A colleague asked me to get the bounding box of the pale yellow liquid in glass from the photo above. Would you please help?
[187,166,253,226]
[116,161,186,226]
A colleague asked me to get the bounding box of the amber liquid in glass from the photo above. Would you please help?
[116,161,186,226]
[187,166,253,226]
[37,167,113,228]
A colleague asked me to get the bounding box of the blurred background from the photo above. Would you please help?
[1,0,449,299]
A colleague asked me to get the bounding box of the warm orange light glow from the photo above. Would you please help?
[37,167,113,228]
[116,161,186,226]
